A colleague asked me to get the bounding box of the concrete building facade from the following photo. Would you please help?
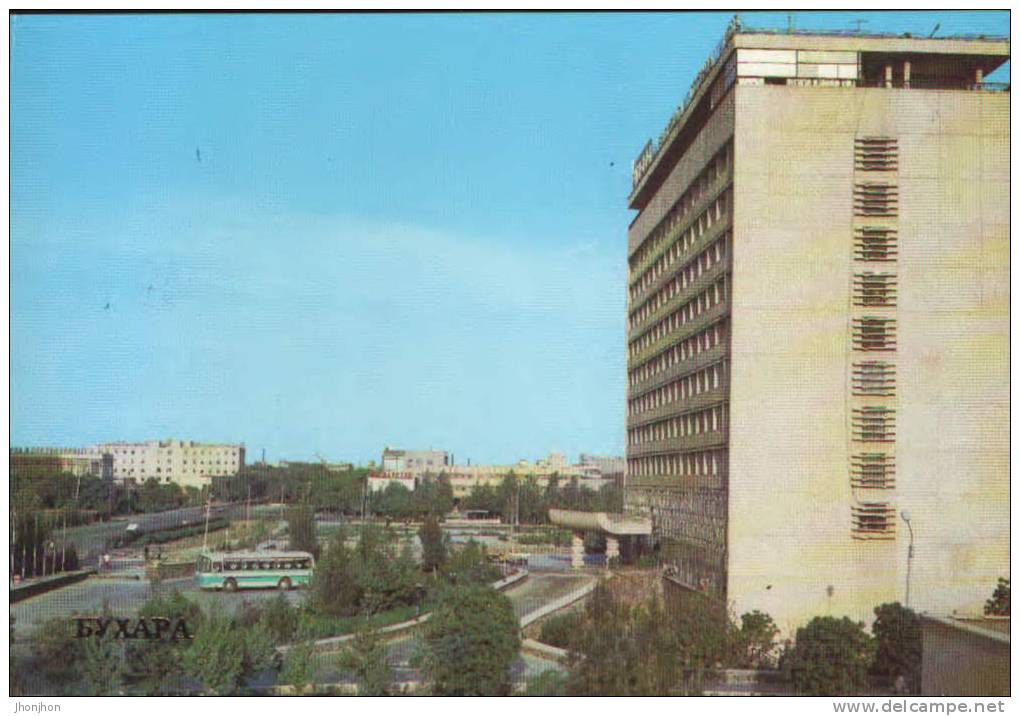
[96,438,245,488]
[625,24,1009,632]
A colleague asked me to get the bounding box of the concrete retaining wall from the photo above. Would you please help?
[10,569,95,603]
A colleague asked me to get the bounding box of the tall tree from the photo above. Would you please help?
[871,602,921,693]
[421,584,521,695]
[286,503,318,555]
[340,625,393,696]
[785,616,874,696]
[419,514,446,572]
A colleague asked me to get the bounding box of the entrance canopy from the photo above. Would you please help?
[548,509,652,536]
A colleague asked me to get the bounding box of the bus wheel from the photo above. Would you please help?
[277,577,292,591]
[223,578,238,592]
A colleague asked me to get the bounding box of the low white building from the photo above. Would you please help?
[95,438,245,488]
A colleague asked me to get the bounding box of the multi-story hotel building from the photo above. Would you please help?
[624,23,1008,631]
[96,438,245,488]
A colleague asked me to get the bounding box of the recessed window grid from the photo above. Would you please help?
[851,361,896,396]
[628,277,728,359]
[850,453,896,489]
[853,183,898,217]
[628,361,727,417]
[627,448,726,479]
[853,273,898,307]
[851,407,896,442]
[854,227,898,262]
[627,403,728,444]
[851,502,896,539]
[854,138,898,172]
[852,317,897,352]
[629,141,732,279]
[628,320,727,387]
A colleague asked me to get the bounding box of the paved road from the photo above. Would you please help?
[59,502,257,563]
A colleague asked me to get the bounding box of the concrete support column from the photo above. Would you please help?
[884,64,893,88]
[903,61,911,89]
[571,533,584,570]
[976,67,984,86]
[606,536,620,562]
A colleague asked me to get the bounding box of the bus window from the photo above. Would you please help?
[245,561,257,570]
[259,561,269,569]
[297,559,310,570]
[213,562,223,572]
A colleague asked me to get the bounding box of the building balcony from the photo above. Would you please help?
[627,385,728,429]
[628,262,730,343]
[629,342,729,399]
[630,301,729,369]
[627,430,729,457]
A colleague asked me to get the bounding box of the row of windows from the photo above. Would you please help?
[628,361,727,417]
[627,448,726,479]
[628,277,728,360]
[629,189,731,303]
[630,141,732,276]
[628,321,728,388]
[629,233,729,330]
[210,558,312,572]
[628,404,728,446]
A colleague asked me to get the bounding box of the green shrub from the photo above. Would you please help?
[785,616,874,696]
[539,611,582,649]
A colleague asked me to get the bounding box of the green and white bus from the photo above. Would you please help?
[194,550,315,591]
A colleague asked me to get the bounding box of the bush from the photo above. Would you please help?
[421,584,521,695]
[539,611,583,649]
[737,610,779,668]
[985,578,1010,616]
[261,594,300,644]
[786,616,874,695]
[525,669,568,695]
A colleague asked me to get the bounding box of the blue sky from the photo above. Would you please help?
[10,11,1009,465]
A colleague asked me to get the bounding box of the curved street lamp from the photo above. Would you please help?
[901,510,915,608]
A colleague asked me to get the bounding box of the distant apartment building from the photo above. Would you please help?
[624,22,1008,631]
[380,448,450,476]
[372,448,622,499]
[95,438,245,488]
[10,446,111,480]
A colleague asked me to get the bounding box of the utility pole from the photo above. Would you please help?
[202,491,212,551]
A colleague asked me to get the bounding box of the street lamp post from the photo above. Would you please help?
[900,510,914,608]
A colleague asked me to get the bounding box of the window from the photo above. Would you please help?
[850,453,895,489]
[852,361,896,396]
[854,137,898,171]
[854,227,898,262]
[852,407,896,442]
[851,502,896,539]
[854,182,898,217]
[852,317,897,352]
[853,273,898,307]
